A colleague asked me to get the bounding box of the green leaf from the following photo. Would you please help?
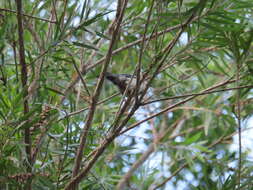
[44,86,65,95]
[72,41,99,51]
[95,30,110,40]
[183,132,202,145]
[212,58,228,76]
[194,144,210,153]
[0,92,10,109]
[77,10,114,28]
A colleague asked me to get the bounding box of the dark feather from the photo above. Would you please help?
[105,72,133,94]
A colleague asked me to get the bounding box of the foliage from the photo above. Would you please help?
[0,0,252,190]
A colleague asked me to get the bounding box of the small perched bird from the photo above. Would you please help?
[105,72,146,96]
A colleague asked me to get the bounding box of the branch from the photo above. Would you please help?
[0,7,56,23]
[120,78,236,135]
[24,18,45,99]
[142,84,253,105]
[236,57,242,189]
[117,144,155,190]
[116,120,203,189]
[65,50,91,97]
[60,13,203,101]
[138,13,196,103]
[16,0,31,189]
[135,0,155,102]
[59,92,120,121]
[85,14,201,72]
[69,0,129,189]
[65,11,200,189]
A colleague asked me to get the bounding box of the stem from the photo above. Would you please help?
[16,0,31,189]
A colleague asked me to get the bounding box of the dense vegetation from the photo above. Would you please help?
[0,0,252,189]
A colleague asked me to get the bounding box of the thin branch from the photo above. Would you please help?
[31,106,54,164]
[16,0,31,189]
[0,7,57,23]
[116,116,186,189]
[60,34,107,103]
[11,41,19,83]
[60,13,203,101]
[120,78,236,135]
[85,14,202,72]
[143,84,253,105]
[69,0,129,188]
[116,143,155,190]
[24,18,45,98]
[135,0,155,102]
[138,13,196,103]
[64,12,200,189]
[59,92,120,121]
[53,0,60,28]
[66,51,91,97]
[56,110,71,189]
[236,61,242,190]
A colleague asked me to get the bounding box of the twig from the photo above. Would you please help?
[69,1,129,189]
[115,115,185,189]
[236,60,242,190]
[59,92,120,120]
[86,17,197,74]
[0,7,56,23]
[66,50,91,97]
[31,107,55,164]
[142,84,252,105]
[116,143,155,190]
[135,0,155,102]
[120,78,235,135]
[53,0,59,27]
[24,18,45,98]
[138,13,196,103]
[65,11,198,190]
[11,41,19,83]
[15,0,31,189]
[60,13,203,100]
[56,110,70,189]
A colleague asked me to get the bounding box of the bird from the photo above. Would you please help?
[105,72,146,96]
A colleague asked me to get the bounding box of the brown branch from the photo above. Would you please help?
[59,92,120,120]
[64,11,199,189]
[60,13,203,101]
[236,59,242,189]
[117,143,155,190]
[60,36,106,103]
[0,7,56,23]
[16,0,31,189]
[69,1,129,189]
[80,8,214,96]
[138,13,196,104]
[116,119,203,189]
[27,2,57,98]
[116,115,178,189]
[143,84,253,105]
[85,14,202,72]
[120,78,236,135]
[23,18,45,99]
[135,0,155,102]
